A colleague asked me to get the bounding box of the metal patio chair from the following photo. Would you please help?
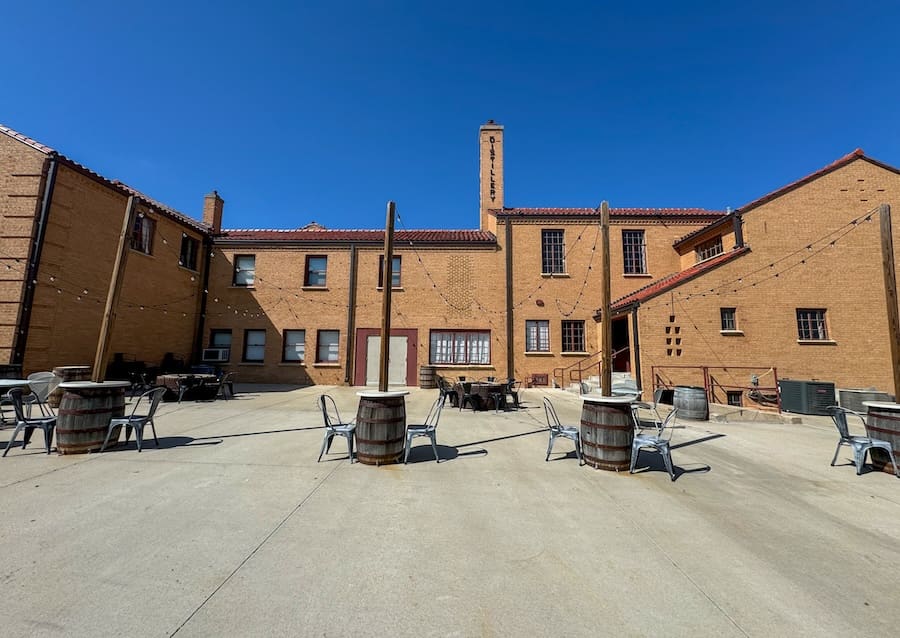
[630,402,678,480]
[101,386,167,452]
[24,371,61,417]
[404,395,446,463]
[2,387,57,456]
[543,397,582,464]
[827,406,899,477]
[317,394,356,462]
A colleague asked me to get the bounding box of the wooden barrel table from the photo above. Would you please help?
[862,401,900,474]
[56,381,130,454]
[581,395,635,471]
[48,365,92,409]
[355,391,408,465]
[419,366,437,389]
[674,386,709,421]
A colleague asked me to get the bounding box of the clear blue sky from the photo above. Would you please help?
[4,1,899,231]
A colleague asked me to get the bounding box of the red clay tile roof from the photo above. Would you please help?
[610,246,751,312]
[0,124,208,234]
[493,207,725,218]
[217,228,497,244]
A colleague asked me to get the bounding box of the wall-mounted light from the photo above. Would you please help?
[535,299,544,307]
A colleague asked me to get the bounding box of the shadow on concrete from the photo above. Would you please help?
[457,428,546,449]
[630,452,711,481]
[670,433,726,450]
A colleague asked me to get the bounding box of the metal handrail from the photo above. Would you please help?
[651,365,781,412]
[552,346,630,392]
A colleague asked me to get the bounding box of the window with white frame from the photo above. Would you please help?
[130,214,155,255]
[695,236,724,262]
[243,329,265,362]
[282,329,305,362]
[429,330,490,365]
[525,320,550,352]
[316,330,340,362]
[797,309,828,340]
[561,320,585,353]
[622,229,647,274]
[233,255,256,286]
[541,229,565,274]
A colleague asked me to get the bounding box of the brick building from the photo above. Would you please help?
[2,121,899,399]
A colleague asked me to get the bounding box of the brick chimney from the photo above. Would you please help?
[203,190,224,234]
[479,120,503,234]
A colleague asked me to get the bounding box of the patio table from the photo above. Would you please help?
[468,382,506,411]
[155,373,218,401]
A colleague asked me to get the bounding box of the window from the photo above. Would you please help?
[541,229,565,274]
[726,391,743,407]
[429,330,490,365]
[233,255,256,286]
[243,329,266,362]
[695,236,724,262]
[720,308,737,331]
[561,320,585,353]
[130,214,155,254]
[622,230,647,274]
[378,255,402,288]
[525,320,550,352]
[180,235,199,270]
[797,309,828,340]
[210,329,232,349]
[283,329,305,362]
[316,330,340,362]
[305,255,327,287]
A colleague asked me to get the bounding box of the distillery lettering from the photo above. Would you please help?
[489,136,496,201]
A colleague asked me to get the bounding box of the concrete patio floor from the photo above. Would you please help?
[1,385,899,637]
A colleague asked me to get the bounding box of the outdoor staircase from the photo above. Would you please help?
[566,372,636,395]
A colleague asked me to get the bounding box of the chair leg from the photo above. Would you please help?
[346,433,354,463]
[630,444,640,474]
[317,432,332,462]
[403,433,412,464]
[149,419,159,447]
[430,433,439,463]
[661,448,675,481]
[574,438,583,466]
[134,423,144,452]
[546,433,555,461]
[855,448,866,475]
[831,441,843,466]
[3,423,26,456]
[100,423,116,452]
[44,426,54,454]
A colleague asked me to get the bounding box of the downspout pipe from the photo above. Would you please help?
[345,243,358,384]
[13,153,58,366]
[631,304,642,393]
[193,234,214,362]
[504,220,514,379]
[732,213,744,248]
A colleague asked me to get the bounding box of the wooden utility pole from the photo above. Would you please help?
[92,195,137,382]
[879,204,900,399]
[378,201,396,392]
[600,201,612,396]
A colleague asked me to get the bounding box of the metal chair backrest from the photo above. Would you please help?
[318,394,352,429]
[26,372,59,402]
[421,395,446,430]
[657,408,678,440]
[827,405,857,441]
[131,386,167,419]
[7,387,28,422]
[543,397,563,432]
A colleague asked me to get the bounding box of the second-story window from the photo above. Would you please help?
[696,236,724,262]
[305,255,327,287]
[378,255,402,288]
[541,229,565,274]
[622,229,647,274]
[180,235,198,270]
[130,213,155,255]
[720,308,737,331]
[233,255,256,286]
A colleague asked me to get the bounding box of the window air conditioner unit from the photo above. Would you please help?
[201,348,230,362]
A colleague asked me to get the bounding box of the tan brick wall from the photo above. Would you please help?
[502,216,716,386]
[23,165,203,375]
[632,158,900,397]
[0,134,46,363]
